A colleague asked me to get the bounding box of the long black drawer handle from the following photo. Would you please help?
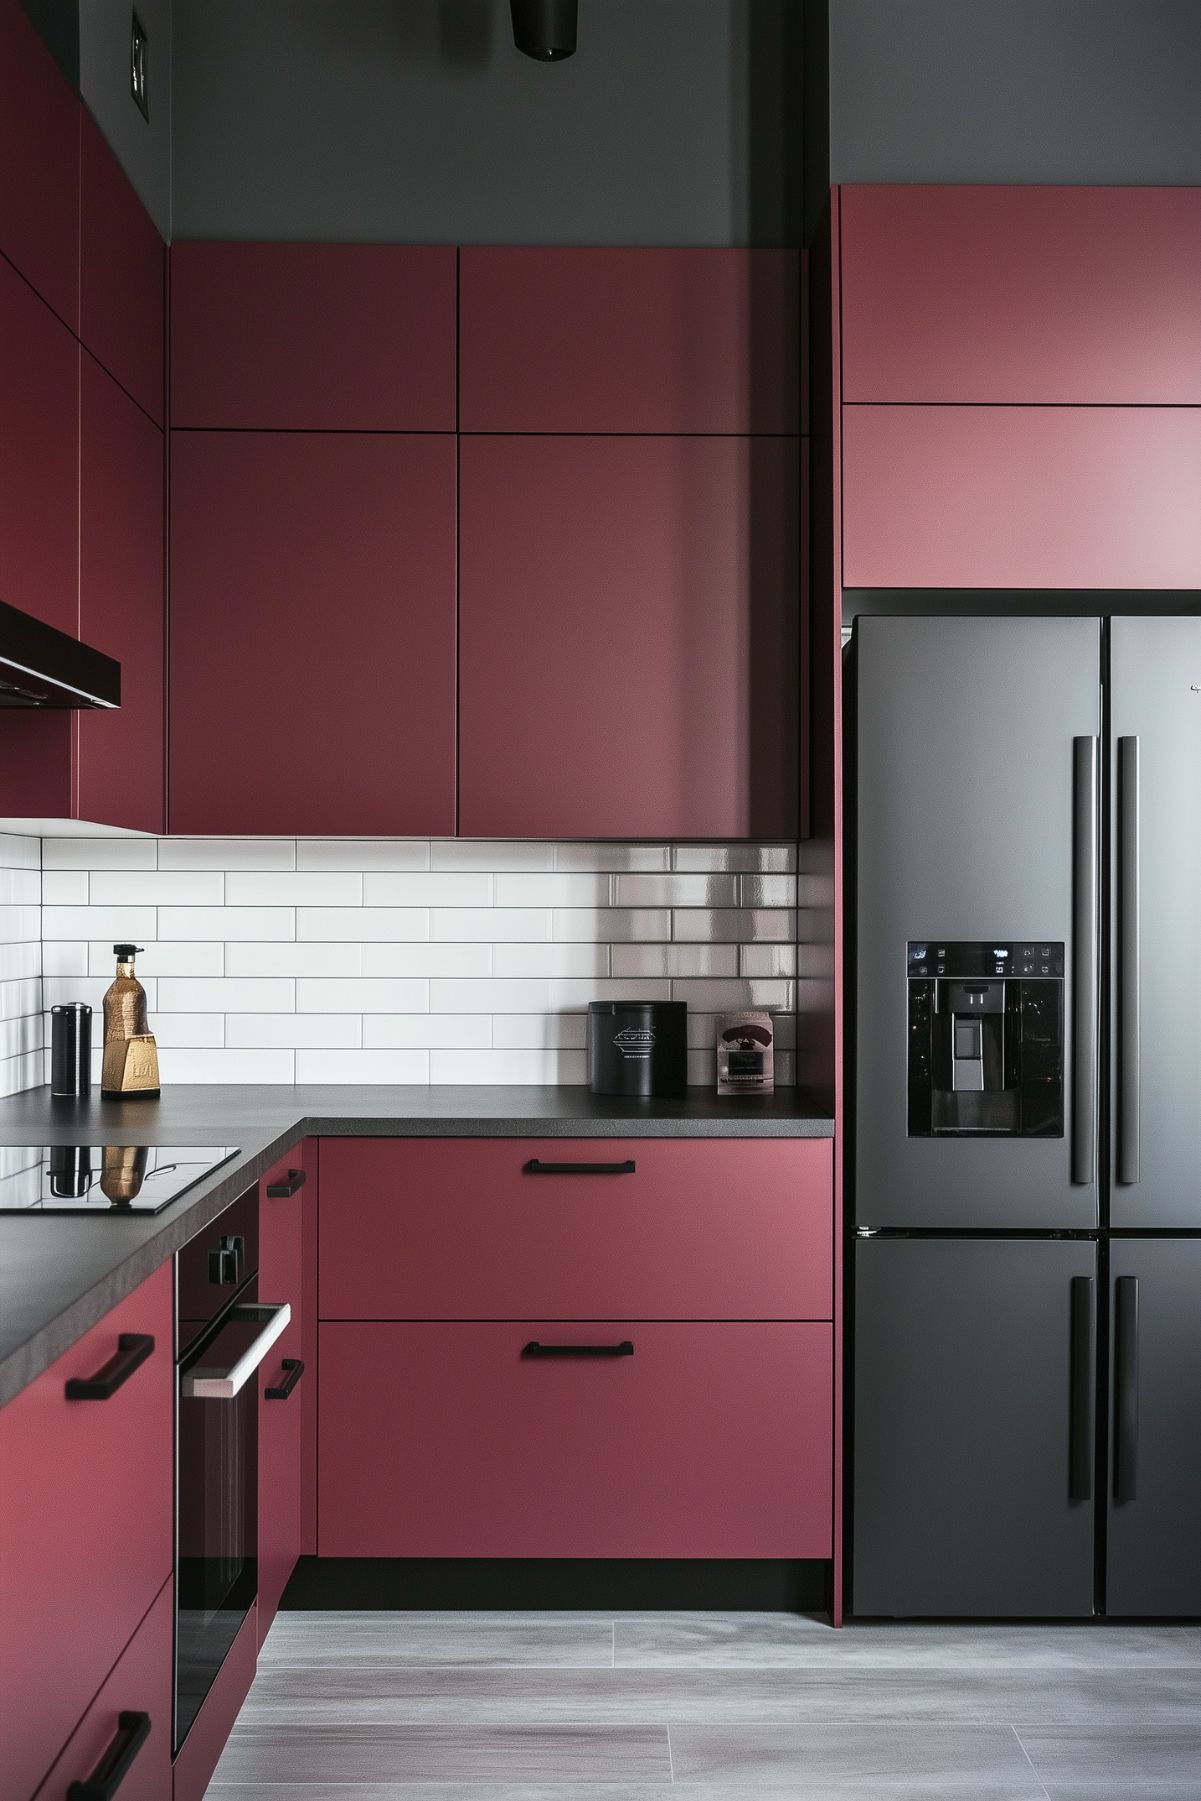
[64,1335,154,1401]
[1114,1275,1139,1502]
[523,1340,634,1359]
[524,1159,636,1176]
[1068,1276,1095,1502]
[265,1356,305,1401]
[266,1167,307,1197]
[67,1710,150,1799]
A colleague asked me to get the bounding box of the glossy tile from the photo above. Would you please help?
[212,1724,671,1786]
[1016,1726,1201,1798]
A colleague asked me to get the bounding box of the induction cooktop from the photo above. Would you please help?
[0,1145,240,1213]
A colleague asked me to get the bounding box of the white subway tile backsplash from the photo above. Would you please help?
[298,907,428,942]
[42,975,157,1012]
[159,838,297,870]
[295,1048,429,1084]
[297,840,431,872]
[42,906,157,942]
[159,907,294,941]
[157,977,293,1012]
[363,872,492,906]
[492,943,610,978]
[91,870,224,906]
[42,837,156,869]
[226,1014,360,1048]
[1,1051,43,1096]
[18,839,799,1088]
[227,871,362,905]
[296,977,429,1013]
[229,942,362,977]
[0,833,40,868]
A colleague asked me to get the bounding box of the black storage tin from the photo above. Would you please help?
[587,999,688,1098]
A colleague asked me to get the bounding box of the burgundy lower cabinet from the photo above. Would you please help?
[319,1321,832,1559]
[258,1143,311,1642]
[319,1137,832,1321]
[0,1263,173,1801]
[0,250,78,639]
[842,404,1201,590]
[169,431,457,835]
[32,1579,173,1801]
[458,434,800,840]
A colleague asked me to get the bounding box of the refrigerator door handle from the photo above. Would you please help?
[1117,736,1140,1184]
[1114,1275,1139,1501]
[1068,1275,1096,1502]
[1071,736,1099,1186]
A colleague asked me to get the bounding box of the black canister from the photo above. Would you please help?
[587,999,688,1098]
[51,1002,92,1098]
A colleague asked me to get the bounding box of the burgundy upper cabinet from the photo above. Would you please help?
[460,247,800,432]
[171,243,457,429]
[80,112,166,424]
[170,432,456,835]
[842,404,1201,590]
[0,0,79,328]
[77,356,166,830]
[840,185,1201,404]
[0,252,78,636]
[459,434,799,839]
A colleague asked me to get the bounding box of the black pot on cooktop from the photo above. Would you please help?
[587,1000,688,1098]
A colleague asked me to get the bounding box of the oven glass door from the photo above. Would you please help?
[175,1285,288,1749]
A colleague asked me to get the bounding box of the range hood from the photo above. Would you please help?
[0,598,120,709]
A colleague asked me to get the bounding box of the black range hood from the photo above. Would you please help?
[0,598,120,709]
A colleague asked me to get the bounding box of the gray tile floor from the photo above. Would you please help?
[208,1612,1201,1798]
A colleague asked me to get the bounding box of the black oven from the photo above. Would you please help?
[174,1187,289,1752]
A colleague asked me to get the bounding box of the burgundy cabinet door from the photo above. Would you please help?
[171,242,457,429]
[460,247,800,433]
[319,1321,832,1559]
[258,1144,307,1642]
[0,1264,173,1801]
[170,432,456,835]
[0,0,79,327]
[0,253,78,636]
[840,185,1201,405]
[319,1138,833,1323]
[80,112,165,424]
[31,1579,173,1801]
[77,354,166,831]
[459,435,799,839]
[842,405,1201,590]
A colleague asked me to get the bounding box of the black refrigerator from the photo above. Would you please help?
[849,613,1201,1618]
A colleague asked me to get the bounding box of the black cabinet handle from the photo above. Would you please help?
[524,1159,636,1176]
[1071,735,1099,1185]
[522,1340,634,1359]
[265,1356,305,1400]
[1068,1276,1095,1502]
[1117,736,1141,1184]
[1114,1275,1139,1502]
[64,1335,154,1401]
[266,1167,306,1198]
[67,1710,150,1799]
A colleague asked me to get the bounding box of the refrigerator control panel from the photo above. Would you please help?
[907,941,1065,979]
[907,941,1065,1138]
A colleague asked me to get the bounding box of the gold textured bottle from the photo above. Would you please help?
[101,944,160,1099]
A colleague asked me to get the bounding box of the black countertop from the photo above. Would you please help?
[0,1083,834,1408]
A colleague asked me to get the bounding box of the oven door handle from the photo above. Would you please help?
[181,1302,291,1400]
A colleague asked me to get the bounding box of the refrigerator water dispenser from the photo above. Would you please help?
[907,941,1065,1136]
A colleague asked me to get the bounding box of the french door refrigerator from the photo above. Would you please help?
[849,613,1201,1618]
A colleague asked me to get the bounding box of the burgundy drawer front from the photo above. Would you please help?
[319,1321,832,1559]
[258,1141,308,1641]
[260,1142,307,1321]
[0,1263,173,1801]
[840,185,1201,405]
[842,404,1201,591]
[32,1579,173,1801]
[171,242,457,429]
[80,113,165,425]
[319,1138,832,1322]
[460,246,800,433]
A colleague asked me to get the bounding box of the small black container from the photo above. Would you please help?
[51,1001,92,1099]
[587,1000,687,1098]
